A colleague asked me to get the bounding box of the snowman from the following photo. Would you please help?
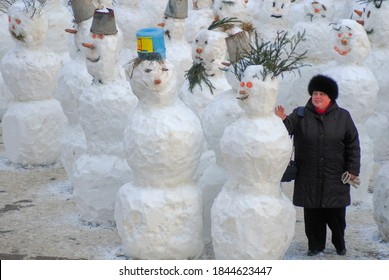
[373,162,389,242]
[179,25,230,119]
[362,1,389,160]
[115,0,146,54]
[211,63,296,259]
[253,0,292,42]
[185,0,214,44]
[71,8,138,224]
[55,0,95,178]
[323,19,378,204]
[212,0,248,21]
[43,0,73,64]
[157,0,192,91]
[114,27,205,259]
[1,0,67,166]
[280,0,337,113]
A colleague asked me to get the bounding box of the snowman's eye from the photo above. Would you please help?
[348,33,352,37]
[195,39,198,43]
[162,68,169,72]
[273,2,275,8]
[145,69,152,73]
[15,19,21,25]
[247,82,253,88]
[8,16,11,22]
[338,33,341,37]
[240,81,245,87]
[205,40,208,44]
[98,34,104,39]
[92,33,97,38]
[281,4,284,8]
[164,16,168,20]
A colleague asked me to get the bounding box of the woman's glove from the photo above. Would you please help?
[341,171,360,188]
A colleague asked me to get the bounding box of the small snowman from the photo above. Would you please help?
[253,0,292,42]
[71,8,138,224]
[323,19,378,204]
[115,0,145,52]
[55,0,96,178]
[115,27,205,259]
[185,0,214,44]
[1,0,66,165]
[211,32,307,259]
[43,0,73,63]
[179,20,232,119]
[157,0,192,91]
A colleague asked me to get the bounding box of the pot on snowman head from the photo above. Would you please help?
[90,7,118,35]
[136,27,166,61]
[164,0,188,19]
[70,0,96,24]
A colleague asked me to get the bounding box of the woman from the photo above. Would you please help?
[275,74,361,256]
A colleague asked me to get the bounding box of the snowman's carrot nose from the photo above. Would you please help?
[239,90,246,95]
[154,79,161,85]
[354,9,363,17]
[157,22,165,27]
[82,43,94,49]
[65,28,78,34]
[196,48,202,54]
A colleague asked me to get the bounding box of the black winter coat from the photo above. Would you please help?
[283,99,360,208]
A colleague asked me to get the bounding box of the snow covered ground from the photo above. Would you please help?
[1,122,388,260]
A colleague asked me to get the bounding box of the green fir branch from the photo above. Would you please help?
[231,30,309,81]
[185,63,216,94]
[208,17,242,31]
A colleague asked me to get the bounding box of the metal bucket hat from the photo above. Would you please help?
[164,0,188,19]
[70,0,96,23]
[90,8,118,35]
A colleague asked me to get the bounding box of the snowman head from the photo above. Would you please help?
[126,59,177,105]
[331,19,370,64]
[7,0,48,48]
[192,29,227,73]
[260,0,291,22]
[304,0,335,22]
[237,65,279,117]
[212,0,247,21]
[82,8,122,83]
[157,16,186,41]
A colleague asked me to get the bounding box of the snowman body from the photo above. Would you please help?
[211,65,295,259]
[199,68,243,245]
[72,20,138,224]
[373,162,389,242]
[323,19,378,204]
[55,16,94,178]
[115,59,204,260]
[1,1,66,165]
[363,2,389,160]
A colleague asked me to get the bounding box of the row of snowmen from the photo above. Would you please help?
[1,0,389,258]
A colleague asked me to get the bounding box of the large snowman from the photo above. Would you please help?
[115,28,205,259]
[55,0,96,178]
[323,19,378,204]
[211,64,296,259]
[362,1,389,160]
[72,8,138,224]
[1,0,66,165]
[281,0,337,112]
[157,0,192,91]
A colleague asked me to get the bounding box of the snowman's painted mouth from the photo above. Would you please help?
[87,56,101,63]
[10,30,25,42]
[271,15,282,19]
[334,46,350,56]
[237,95,249,101]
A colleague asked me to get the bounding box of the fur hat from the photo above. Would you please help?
[308,75,338,100]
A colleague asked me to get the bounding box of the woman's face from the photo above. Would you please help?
[312,91,331,110]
